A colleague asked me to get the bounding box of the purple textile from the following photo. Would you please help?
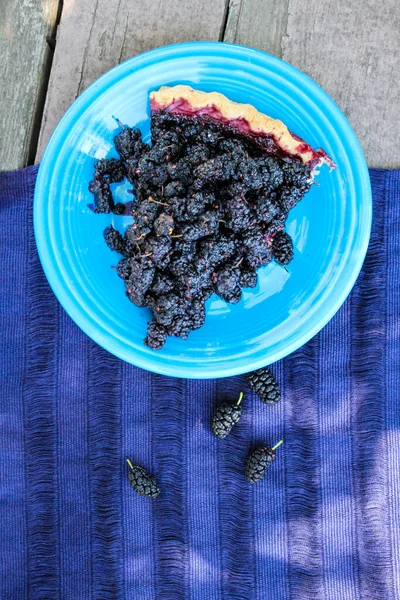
[0,165,399,599]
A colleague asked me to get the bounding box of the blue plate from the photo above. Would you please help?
[34,42,372,378]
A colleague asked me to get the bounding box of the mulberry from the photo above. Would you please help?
[127,460,160,498]
[211,392,243,439]
[245,441,283,483]
[246,367,280,405]
[272,231,294,266]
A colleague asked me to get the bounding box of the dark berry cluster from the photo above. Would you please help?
[272,231,294,266]
[245,442,283,483]
[90,112,312,348]
[211,392,243,439]
[246,367,280,405]
[89,158,127,214]
[127,460,160,498]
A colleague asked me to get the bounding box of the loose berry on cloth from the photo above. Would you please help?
[246,367,281,405]
[211,392,243,439]
[127,459,160,498]
[245,441,283,483]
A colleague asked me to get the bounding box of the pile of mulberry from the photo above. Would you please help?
[89,110,312,349]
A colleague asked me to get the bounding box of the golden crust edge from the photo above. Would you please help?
[150,85,327,166]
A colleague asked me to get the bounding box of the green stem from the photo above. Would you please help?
[237,392,244,406]
[126,459,134,470]
[272,440,283,451]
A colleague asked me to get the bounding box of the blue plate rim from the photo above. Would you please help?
[34,41,372,378]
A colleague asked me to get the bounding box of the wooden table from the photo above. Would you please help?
[1,0,399,172]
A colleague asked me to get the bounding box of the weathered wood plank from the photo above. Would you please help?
[223,0,289,57]
[36,0,228,160]
[0,0,60,171]
[223,0,400,168]
[283,0,400,168]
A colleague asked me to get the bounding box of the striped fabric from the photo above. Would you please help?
[0,166,399,600]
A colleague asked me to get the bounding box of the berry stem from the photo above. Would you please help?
[272,440,283,451]
[237,392,244,406]
[126,459,134,470]
[113,115,125,129]
[148,196,169,206]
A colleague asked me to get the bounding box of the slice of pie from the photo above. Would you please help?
[90,85,334,349]
[150,85,334,171]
